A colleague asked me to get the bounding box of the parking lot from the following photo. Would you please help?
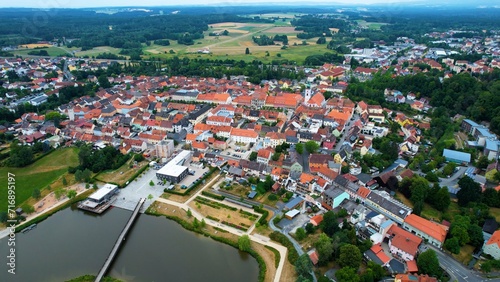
[113,167,164,212]
[178,164,209,188]
[277,213,311,234]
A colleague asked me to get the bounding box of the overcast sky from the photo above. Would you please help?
[0,0,497,8]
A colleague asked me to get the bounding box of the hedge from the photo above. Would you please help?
[265,245,281,269]
[201,190,225,201]
[269,231,299,264]
[146,210,266,282]
[253,206,269,226]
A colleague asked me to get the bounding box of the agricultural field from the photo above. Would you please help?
[0,147,79,213]
[73,46,123,57]
[143,20,329,64]
[356,20,389,30]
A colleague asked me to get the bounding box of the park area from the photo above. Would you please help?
[147,200,295,282]
[189,196,260,231]
[0,147,79,214]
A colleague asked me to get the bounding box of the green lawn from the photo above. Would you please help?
[14,46,72,57]
[0,147,79,213]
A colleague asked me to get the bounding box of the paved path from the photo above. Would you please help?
[155,195,287,282]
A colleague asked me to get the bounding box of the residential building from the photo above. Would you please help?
[403,214,449,248]
[483,230,500,260]
[387,225,422,261]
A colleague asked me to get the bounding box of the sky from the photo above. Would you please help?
[0,0,497,9]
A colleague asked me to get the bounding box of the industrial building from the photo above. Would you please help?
[156,150,192,183]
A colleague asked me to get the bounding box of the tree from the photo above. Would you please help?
[335,267,360,282]
[321,211,339,237]
[249,151,257,161]
[305,141,319,154]
[314,233,334,265]
[245,47,250,55]
[305,223,315,234]
[238,235,251,252]
[457,176,481,206]
[186,209,192,217]
[32,188,41,199]
[296,228,307,241]
[62,177,67,186]
[341,165,350,174]
[149,180,155,186]
[316,37,326,44]
[271,152,281,161]
[444,237,460,254]
[98,74,111,88]
[295,253,313,279]
[295,143,304,154]
[0,211,8,223]
[338,244,362,269]
[193,218,199,229]
[201,218,206,228]
[477,155,490,170]
[468,224,484,247]
[417,249,440,277]
[67,189,77,199]
[20,203,35,214]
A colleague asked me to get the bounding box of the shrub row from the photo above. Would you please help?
[269,231,299,264]
[201,190,225,201]
[206,215,220,222]
[264,245,281,269]
[221,220,248,231]
[196,196,237,211]
[253,206,269,226]
[145,210,265,282]
[239,209,258,220]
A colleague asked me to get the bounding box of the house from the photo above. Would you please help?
[483,218,499,242]
[364,244,391,267]
[483,230,500,259]
[309,154,334,172]
[310,214,324,227]
[322,186,350,210]
[387,225,422,261]
[365,190,412,224]
[257,148,273,164]
[403,214,449,248]
[230,128,258,144]
[307,249,319,266]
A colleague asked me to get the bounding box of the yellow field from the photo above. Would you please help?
[19,43,53,48]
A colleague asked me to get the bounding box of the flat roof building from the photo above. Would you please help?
[156,150,192,183]
[443,149,471,164]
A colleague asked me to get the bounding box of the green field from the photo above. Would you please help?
[0,147,79,213]
[14,46,72,57]
[73,46,123,57]
[356,20,388,30]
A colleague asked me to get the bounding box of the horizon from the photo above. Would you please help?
[1,0,499,9]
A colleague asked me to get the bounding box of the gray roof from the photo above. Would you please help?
[483,218,499,235]
[366,191,411,221]
[324,187,346,200]
[284,196,304,210]
[356,173,372,184]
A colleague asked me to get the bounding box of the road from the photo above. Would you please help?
[334,113,359,152]
[426,244,491,282]
[438,165,468,187]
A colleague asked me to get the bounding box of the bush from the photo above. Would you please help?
[267,194,278,201]
[269,231,299,264]
[202,191,225,201]
[253,205,269,226]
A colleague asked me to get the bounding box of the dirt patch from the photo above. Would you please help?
[96,160,147,185]
[33,183,86,213]
[189,199,258,228]
[252,242,277,281]
[239,41,255,47]
[266,27,297,33]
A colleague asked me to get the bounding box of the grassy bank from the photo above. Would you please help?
[15,189,93,232]
[146,207,267,282]
[0,147,79,213]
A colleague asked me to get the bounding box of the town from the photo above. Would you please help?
[1,8,500,282]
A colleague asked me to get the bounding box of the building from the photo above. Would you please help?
[403,214,449,248]
[78,184,119,213]
[387,225,422,261]
[155,139,175,158]
[442,149,471,165]
[322,186,350,210]
[365,190,412,224]
[483,230,500,260]
[156,150,192,183]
